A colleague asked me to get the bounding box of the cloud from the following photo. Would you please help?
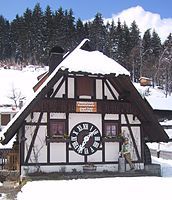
[104,6,172,43]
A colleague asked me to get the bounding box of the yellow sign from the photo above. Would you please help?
[76,101,97,112]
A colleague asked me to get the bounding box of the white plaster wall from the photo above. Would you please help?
[68,77,74,98]
[131,126,141,160]
[50,113,66,119]
[53,77,65,98]
[52,77,63,96]
[55,82,65,98]
[28,126,47,163]
[25,112,47,123]
[96,79,103,99]
[104,84,114,100]
[106,80,119,99]
[50,143,66,162]
[69,113,102,133]
[104,114,119,120]
[121,114,141,125]
[69,151,84,162]
[24,124,47,163]
[105,142,119,162]
[24,125,36,161]
[87,150,102,162]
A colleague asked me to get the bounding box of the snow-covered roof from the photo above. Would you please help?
[0,39,130,144]
[59,39,130,76]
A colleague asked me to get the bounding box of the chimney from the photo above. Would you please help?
[49,46,64,74]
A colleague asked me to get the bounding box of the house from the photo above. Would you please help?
[139,77,152,86]
[0,39,169,176]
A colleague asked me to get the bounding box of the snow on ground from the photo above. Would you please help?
[133,82,172,111]
[147,120,172,152]
[0,66,47,105]
[17,157,172,200]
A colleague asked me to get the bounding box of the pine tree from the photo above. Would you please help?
[110,19,122,62]
[31,3,44,64]
[10,15,27,65]
[76,18,88,44]
[22,8,33,64]
[129,21,141,81]
[63,9,76,50]
[151,30,162,57]
[89,13,107,53]
[52,7,67,49]
[43,5,54,64]
[121,22,131,69]
[140,29,152,77]
[159,33,172,95]
[0,16,11,63]
[130,21,140,50]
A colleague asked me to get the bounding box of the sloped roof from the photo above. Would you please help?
[108,75,169,142]
[0,39,169,144]
[58,40,130,76]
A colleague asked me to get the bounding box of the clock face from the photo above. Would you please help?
[70,122,101,155]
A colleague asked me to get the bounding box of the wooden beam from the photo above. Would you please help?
[51,76,66,98]
[104,80,117,100]
[124,114,141,161]
[25,112,43,163]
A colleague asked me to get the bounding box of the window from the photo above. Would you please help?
[1,114,10,126]
[50,120,66,137]
[76,76,94,97]
[104,122,118,137]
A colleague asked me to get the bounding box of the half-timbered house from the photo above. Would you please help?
[0,39,169,176]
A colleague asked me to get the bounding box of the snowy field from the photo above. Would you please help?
[0,66,47,105]
[16,157,172,200]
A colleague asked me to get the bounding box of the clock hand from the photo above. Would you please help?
[79,135,89,150]
[88,131,95,137]
[79,132,94,152]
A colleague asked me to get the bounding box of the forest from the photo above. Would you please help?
[0,3,172,94]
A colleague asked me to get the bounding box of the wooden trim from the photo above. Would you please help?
[74,75,77,99]
[20,124,25,166]
[102,78,106,99]
[92,78,96,100]
[65,75,68,99]
[25,122,47,126]
[22,161,120,166]
[102,114,105,162]
[52,76,65,98]
[122,124,141,127]
[84,155,87,163]
[140,124,144,162]
[46,137,69,143]
[66,113,69,164]
[25,112,43,163]
[104,80,117,100]
[32,98,137,115]
[47,112,50,163]
[123,114,141,161]
[108,77,123,99]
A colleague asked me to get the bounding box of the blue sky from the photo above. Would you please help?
[0,0,172,21]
